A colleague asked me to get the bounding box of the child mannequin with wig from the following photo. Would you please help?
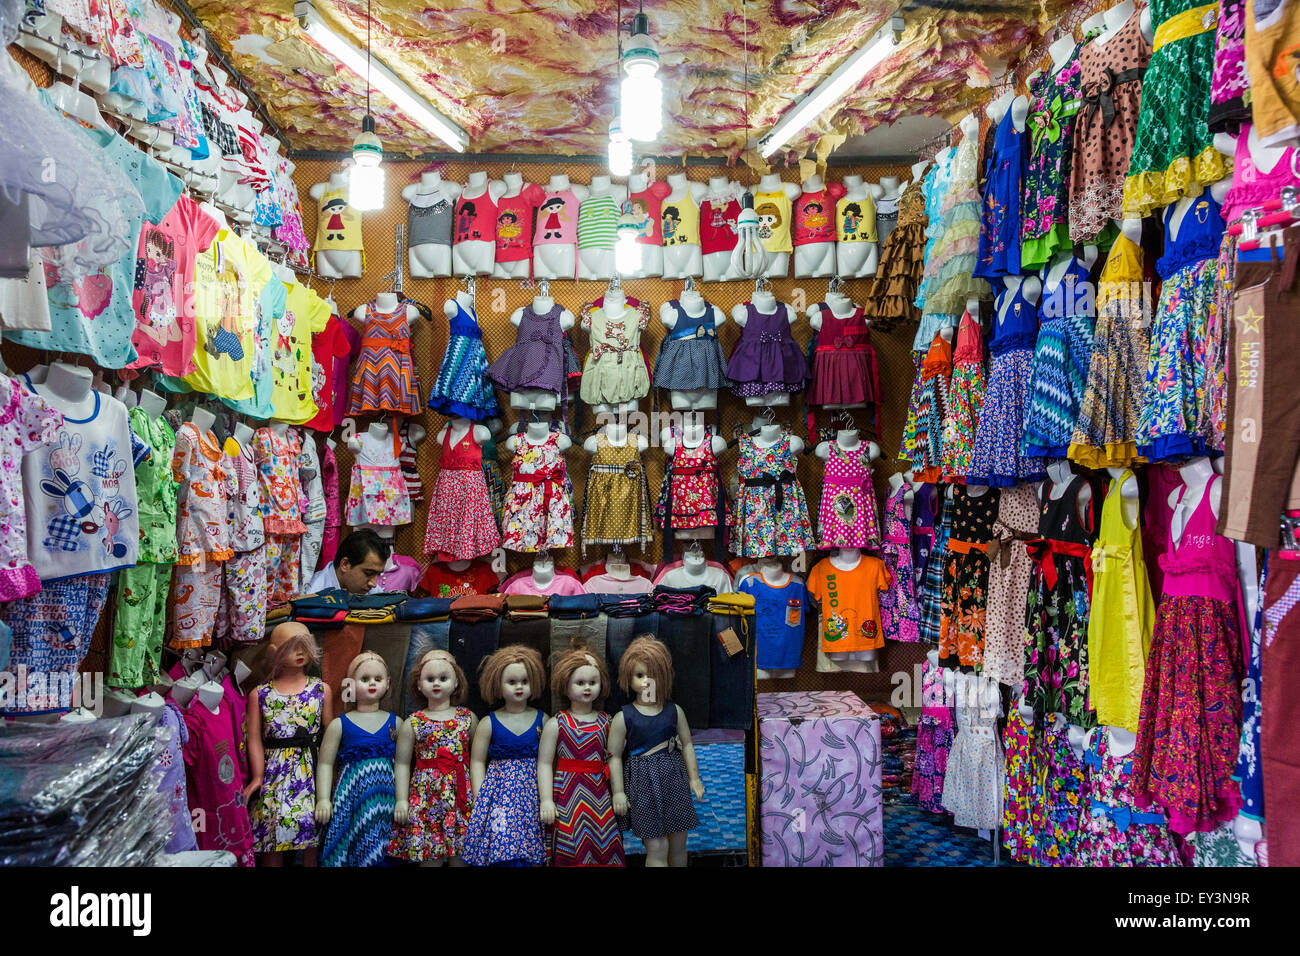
[389,649,476,866]
[245,622,331,866]
[608,635,705,867]
[537,648,625,866]
[315,651,398,866]
[463,645,548,866]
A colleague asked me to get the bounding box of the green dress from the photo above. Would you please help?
[1124,0,1231,217]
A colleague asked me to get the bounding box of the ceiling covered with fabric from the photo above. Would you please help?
[190,0,1071,159]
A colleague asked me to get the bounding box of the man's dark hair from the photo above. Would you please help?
[335,529,391,569]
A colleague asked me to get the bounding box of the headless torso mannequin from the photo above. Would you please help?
[701,176,741,282]
[492,171,535,279]
[624,171,665,278]
[887,469,915,522]
[1045,457,1091,526]
[505,420,573,457]
[348,421,399,540]
[660,285,727,410]
[794,173,838,278]
[578,175,629,281]
[583,420,649,457]
[533,174,588,280]
[732,288,799,407]
[505,288,574,413]
[755,173,802,278]
[586,284,640,419]
[310,172,363,279]
[354,290,420,362]
[836,175,879,278]
[453,171,505,276]
[404,171,459,278]
[1169,456,1221,543]
[754,556,797,680]
[662,172,702,280]
[814,427,880,466]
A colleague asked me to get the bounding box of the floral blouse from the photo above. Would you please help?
[253,427,308,535]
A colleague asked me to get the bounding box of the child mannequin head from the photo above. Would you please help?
[550,648,610,708]
[265,623,319,679]
[410,649,467,709]
[618,636,674,705]
[478,645,545,707]
[343,651,390,710]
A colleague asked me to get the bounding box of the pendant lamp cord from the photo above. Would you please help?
[743,0,750,187]
[366,0,372,117]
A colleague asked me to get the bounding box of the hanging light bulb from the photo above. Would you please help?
[621,9,661,142]
[608,117,633,177]
[349,114,385,211]
[731,191,768,279]
[616,213,642,275]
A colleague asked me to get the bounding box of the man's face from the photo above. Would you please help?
[337,550,385,594]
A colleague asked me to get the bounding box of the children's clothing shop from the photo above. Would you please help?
[0,0,1296,874]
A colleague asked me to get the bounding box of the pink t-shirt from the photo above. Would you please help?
[793,185,846,245]
[128,194,220,376]
[378,554,424,592]
[0,375,62,602]
[583,572,654,595]
[182,695,255,866]
[501,569,585,596]
[496,183,547,262]
[304,314,352,432]
[534,189,579,246]
[627,181,672,244]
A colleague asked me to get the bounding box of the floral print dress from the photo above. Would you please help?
[250,678,325,853]
[1033,723,1087,867]
[941,310,984,480]
[389,708,474,863]
[501,431,574,552]
[1001,710,1041,863]
[1021,48,1083,269]
[938,486,1000,670]
[878,484,921,643]
[731,433,814,558]
[1078,727,1181,867]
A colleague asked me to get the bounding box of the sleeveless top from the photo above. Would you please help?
[990,280,1040,354]
[974,108,1025,279]
[884,484,912,544]
[1038,476,1096,545]
[753,189,794,252]
[793,187,841,244]
[949,485,1000,545]
[1155,193,1225,277]
[1221,124,1300,226]
[814,303,870,352]
[454,184,497,244]
[666,300,718,339]
[661,188,700,246]
[578,193,621,250]
[623,703,678,755]
[338,712,398,763]
[407,187,455,248]
[875,194,901,244]
[511,431,566,484]
[486,710,542,761]
[836,193,878,243]
[440,427,482,472]
[535,189,578,245]
[496,183,545,262]
[315,186,362,251]
[1160,477,1238,602]
[700,197,740,254]
[1040,257,1092,319]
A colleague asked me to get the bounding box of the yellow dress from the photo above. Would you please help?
[1086,471,1155,731]
[581,434,651,555]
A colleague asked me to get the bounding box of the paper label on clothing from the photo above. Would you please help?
[718,627,743,657]
[785,599,802,627]
[1226,281,1267,537]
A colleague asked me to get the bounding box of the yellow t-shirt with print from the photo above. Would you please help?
[271,283,331,423]
[185,231,271,401]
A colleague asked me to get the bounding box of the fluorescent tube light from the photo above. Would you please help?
[295,1,468,152]
[759,18,902,158]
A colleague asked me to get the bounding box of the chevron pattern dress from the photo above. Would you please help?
[322,712,397,867]
[1021,258,1096,459]
[551,711,624,867]
[347,300,422,415]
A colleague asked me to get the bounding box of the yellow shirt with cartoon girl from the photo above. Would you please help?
[807,555,892,653]
[271,283,332,424]
[753,189,793,253]
[836,193,878,243]
[184,231,271,401]
[314,187,365,263]
[661,188,701,247]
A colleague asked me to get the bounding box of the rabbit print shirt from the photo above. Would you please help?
[20,377,149,582]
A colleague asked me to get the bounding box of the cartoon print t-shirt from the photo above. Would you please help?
[20,378,148,581]
[807,555,892,654]
[792,185,846,245]
[495,183,546,262]
[271,283,331,424]
[219,276,286,420]
[627,181,672,244]
[9,93,182,369]
[660,188,701,247]
[752,190,794,253]
[304,313,353,432]
[454,188,497,244]
[835,193,878,243]
[181,231,272,402]
[128,194,221,376]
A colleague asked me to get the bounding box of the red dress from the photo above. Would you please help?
[423,428,501,561]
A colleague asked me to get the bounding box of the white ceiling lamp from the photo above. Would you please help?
[347,0,384,211]
[620,4,662,142]
[615,212,642,275]
[759,15,904,159]
[295,0,468,152]
[608,116,633,177]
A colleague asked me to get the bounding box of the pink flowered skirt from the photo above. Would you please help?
[423,469,501,560]
[345,465,412,526]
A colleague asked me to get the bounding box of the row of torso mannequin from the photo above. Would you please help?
[310,170,905,281]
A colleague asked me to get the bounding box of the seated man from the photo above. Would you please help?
[305,529,391,596]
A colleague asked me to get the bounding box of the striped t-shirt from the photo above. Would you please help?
[578,193,621,250]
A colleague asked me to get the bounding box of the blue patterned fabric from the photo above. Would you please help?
[427,302,501,420]
[321,713,398,867]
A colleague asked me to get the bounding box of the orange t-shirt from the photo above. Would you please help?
[807,556,892,654]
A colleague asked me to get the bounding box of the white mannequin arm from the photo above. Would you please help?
[807,304,823,331]
[509,307,525,327]
[660,302,678,329]
[472,424,491,444]
[710,305,727,329]
[558,309,575,331]
[731,303,749,326]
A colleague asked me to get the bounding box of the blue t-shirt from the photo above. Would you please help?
[740,571,811,671]
[220,278,287,419]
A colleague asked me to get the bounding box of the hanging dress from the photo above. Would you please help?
[1130,476,1245,834]
[983,483,1041,689]
[940,673,1004,830]
[581,434,652,556]
[922,133,988,319]
[870,178,927,332]
[579,299,651,406]
[817,440,881,549]
[938,486,1000,670]
[973,107,1026,279]
[905,331,953,482]
[347,300,421,416]
[941,309,985,481]
[731,433,815,558]
[1069,236,1152,469]
[918,490,954,645]
[1023,475,1099,727]
[321,712,398,867]
[969,280,1044,486]
[655,425,725,559]
[652,299,730,391]
[424,427,501,560]
[807,302,882,436]
[501,431,574,552]
[726,303,808,398]
[551,711,625,867]
[1033,721,1088,867]
[427,299,500,420]
[1208,0,1250,133]
[346,428,412,527]
[878,483,921,643]
[1022,47,1084,269]
[487,303,567,396]
[911,654,956,814]
[1124,0,1231,217]
[1001,709,1042,864]
[1137,193,1225,460]
[1079,726,1181,866]
[1021,257,1096,458]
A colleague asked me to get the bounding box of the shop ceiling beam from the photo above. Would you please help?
[294,0,468,152]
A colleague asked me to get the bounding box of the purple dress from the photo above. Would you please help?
[157,700,199,854]
[726,303,808,397]
[487,303,566,394]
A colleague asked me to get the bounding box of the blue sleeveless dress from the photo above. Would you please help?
[969,279,1046,486]
[1022,257,1096,458]
[652,299,730,390]
[463,710,547,866]
[321,712,397,867]
[428,300,500,420]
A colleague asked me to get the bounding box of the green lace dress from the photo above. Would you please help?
[1124,0,1232,217]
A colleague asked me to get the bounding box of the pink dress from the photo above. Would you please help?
[423,428,500,560]
[877,484,921,643]
[1130,477,1245,834]
[817,440,881,548]
[183,694,255,866]
[911,657,954,814]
